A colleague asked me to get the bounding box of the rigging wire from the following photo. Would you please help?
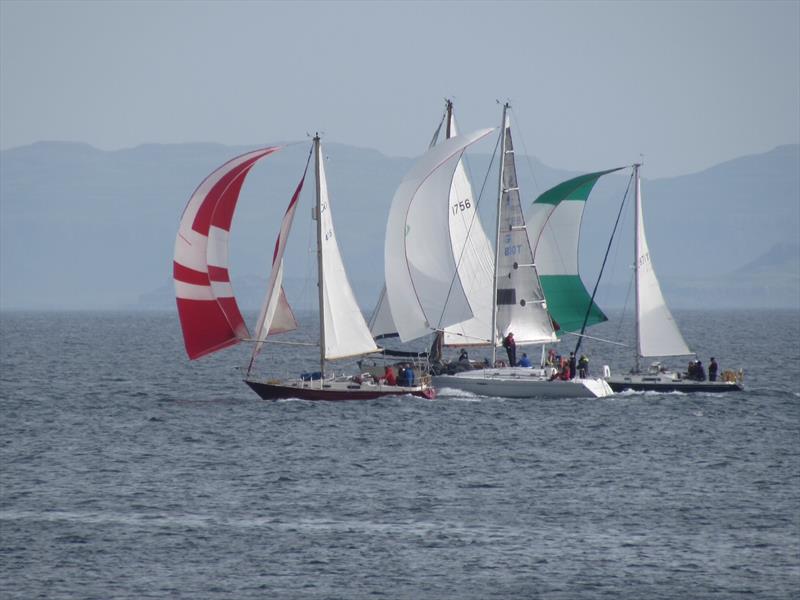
[508,105,541,196]
[573,167,635,358]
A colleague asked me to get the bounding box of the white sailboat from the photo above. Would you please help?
[383,103,613,398]
[173,136,435,401]
[605,164,743,392]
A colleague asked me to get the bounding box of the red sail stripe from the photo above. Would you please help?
[173,261,210,286]
[273,175,306,263]
[207,265,230,282]
[176,297,240,360]
[193,157,260,236]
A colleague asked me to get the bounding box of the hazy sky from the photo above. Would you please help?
[1,0,798,177]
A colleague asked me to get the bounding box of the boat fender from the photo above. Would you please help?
[603,365,611,378]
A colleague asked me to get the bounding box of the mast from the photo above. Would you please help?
[314,135,326,379]
[633,162,641,374]
[445,99,453,139]
[491,103,509,365]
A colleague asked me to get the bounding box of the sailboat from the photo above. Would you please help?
[383,102,613,399]
[173,136,435,401]
[604,164,743,393]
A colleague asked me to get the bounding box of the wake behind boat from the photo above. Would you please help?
[173,136,434,401]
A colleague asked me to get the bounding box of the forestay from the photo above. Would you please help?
[527,169,621,332]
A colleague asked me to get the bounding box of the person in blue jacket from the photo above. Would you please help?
[517,353,532,368]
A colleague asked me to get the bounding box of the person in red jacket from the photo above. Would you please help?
[383,366,397,386]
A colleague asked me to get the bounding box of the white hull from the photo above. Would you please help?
[433,367,613,398]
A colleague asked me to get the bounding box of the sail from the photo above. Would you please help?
[370,102,494,346]
[527,169,621,332]
[494,114,557,346]
[635,171,692,357]
[368,286,398,340]
[248,173,306,365]
[385,128,495,343]
[441,107,495,347]
[317,142,379,360]
[174,146,280,360]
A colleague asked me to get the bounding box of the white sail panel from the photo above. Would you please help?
[248,175,305,368]
[442,120,495,346]
[368,285,397,340]
[317,144,379,360]
[494,115,557,346]
[528,201,584,275]
[636,174,692,357]
[385,128,495,342]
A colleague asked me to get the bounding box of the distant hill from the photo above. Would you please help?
[1,140,797,310]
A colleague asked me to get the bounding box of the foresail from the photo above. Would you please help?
[494,116,557,346]
[636,174,692,357]
[385,128,495,343]
[248,172,306,369]
[317,142,379,360]
[442,109,495,347]
[174,146,280,360]
[528,169,621,332]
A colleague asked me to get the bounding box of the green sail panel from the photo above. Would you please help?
[528,168,623,333]
[540,274,607,332]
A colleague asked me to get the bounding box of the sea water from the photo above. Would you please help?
[1,309,798,599]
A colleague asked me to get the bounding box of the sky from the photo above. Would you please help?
[1,0,798,178]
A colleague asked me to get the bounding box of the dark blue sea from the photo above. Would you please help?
[1,309,798,599]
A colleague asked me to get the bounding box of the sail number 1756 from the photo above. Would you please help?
[451,198,472,215]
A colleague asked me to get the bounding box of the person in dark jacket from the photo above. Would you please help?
[568,352,577,380]
[502,332,516,366]
[695,360,706,381]
[708,358,718,382]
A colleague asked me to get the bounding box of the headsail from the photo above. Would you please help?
[370,101,494,346]
[441,103,495,347]
[385,128,496,343]
[493,111,557,346]
[527,168,621,332]
[634,165,691,358]
[248,170,307,369]
[174,147,280,360]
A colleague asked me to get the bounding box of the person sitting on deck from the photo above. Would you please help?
[458,348,469,363]
[517,353,532,368]
[383,366,397,386]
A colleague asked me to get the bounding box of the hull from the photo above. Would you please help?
[244,378,436,401]
[606,375,743,393]
[433,367,613,399]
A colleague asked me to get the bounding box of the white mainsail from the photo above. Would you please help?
[385,128,496,342]
[316,140,379,360]
[492,109,557,346]
[634,165,691,358]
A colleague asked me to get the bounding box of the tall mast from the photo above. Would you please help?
[491,103,509,365]
[314,135,326,378]
[633,163,641,374]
